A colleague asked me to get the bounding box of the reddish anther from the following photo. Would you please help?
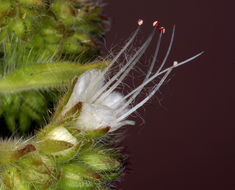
[159,27,166,34]
[153,21,160,28]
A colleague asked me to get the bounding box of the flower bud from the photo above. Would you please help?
[18,154,55,185]
[51,1,76,25]
[18,0,44,7]
[58,162,100,190]
[9,18,26,39]
[2,166,30,190]
[40,19,62,43]
[79,149,121,172]
[0,0,11,19]
[61,35,89,54]
[0,142,36,165]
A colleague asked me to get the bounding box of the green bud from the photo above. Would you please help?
[73,32,95,46]
[62,35,87,54]
[41,20,62,43]
[58,162,100,190]
[51,1,76,25]
[80,150,121,172]
[18,0,44,7]
[9,18,26,39]
[30,34,44,47]
[2,166,31,190]
[19,154,55,184]
[61,31,96,58]
[0,0,11,19]
[0,143,36,165]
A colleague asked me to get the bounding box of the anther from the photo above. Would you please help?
[153,21,160,28]
[159,27,166,34]
[138,19,144,26]
[173,61,178,66]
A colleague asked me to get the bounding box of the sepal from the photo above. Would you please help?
[37,139,74,154]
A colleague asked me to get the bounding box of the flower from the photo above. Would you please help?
[62,69,134,132]
[61,19,203,132]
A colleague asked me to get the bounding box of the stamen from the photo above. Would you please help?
[156,26,175,73]
[116,68,173,122]
[89,20,143,102]
[115,32,163,115]
[117,52,203,104]
[172,52,203,67]
[114,26,175,111]
[93,29,156,104]
[116,51,203,122]
[159,27,166,34]
[103,19,144,73]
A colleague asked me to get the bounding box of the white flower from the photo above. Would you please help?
[61,20,203,132]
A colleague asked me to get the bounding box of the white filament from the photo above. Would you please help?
[89,27,141,103]
[116,68,173,122]
[93,30,156,104]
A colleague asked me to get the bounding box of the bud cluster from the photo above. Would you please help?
[0,0,108,134]
[0,0,108,62]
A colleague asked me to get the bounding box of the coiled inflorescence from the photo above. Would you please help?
[0,19,202,190]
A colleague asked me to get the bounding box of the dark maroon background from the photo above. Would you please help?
[102,0,235,189]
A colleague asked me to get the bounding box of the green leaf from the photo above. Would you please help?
[0,61,108,93]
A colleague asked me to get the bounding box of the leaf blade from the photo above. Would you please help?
[0,61,108,93]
